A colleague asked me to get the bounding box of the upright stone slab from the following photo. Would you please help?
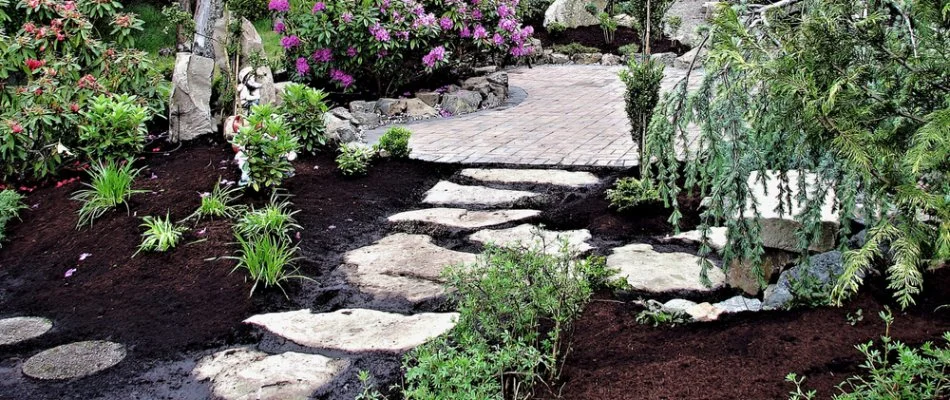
[194,347,349,400]
[468,224,593,254]
[544,0,607,28]
[21,341,126,380]
[745,170,839,252]
[169,53,215,142]
[0,316,52,345]
[422,181,539,208]
[388,208,540,230]
[607,243,725,293]
[244,308,458,353]
[459,168,600,187]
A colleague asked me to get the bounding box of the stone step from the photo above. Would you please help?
[607,243,725,293]
[422,181,539,208]
[468,223,593,254]
[458,168,600,187]
[21,340,126,380]
[343,233,477,304]
[194,347,349,400]
[663,227,728,252]
[0,316,52,346]
[387,208,540,230]
[244,308,457,354]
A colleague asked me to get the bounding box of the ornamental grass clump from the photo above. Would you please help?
[229,193,306,297]
[72,160,146,228]
[135,213,187,256]
[186,180,244,223]
[233,193,301,241]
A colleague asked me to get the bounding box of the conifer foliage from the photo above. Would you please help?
[646,0,950,307]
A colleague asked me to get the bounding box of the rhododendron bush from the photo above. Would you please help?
[273,0,534,95]
[0,0,168,182]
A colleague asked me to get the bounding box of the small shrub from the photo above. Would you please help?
[787,271,834,309]
[234,193,301,240]
[376,127,412,158]
[336,143,375,177]
[635,300,691,327]
[546,22,567,36]
[606,177,661,211]
[78,94,149,162]
[187,180,244,223]
[71,161,146,228]
[230,232,303,297]
[225,0,269,20]
[235,104,301,191]
[281,84,330,153]
[136,213,187,255]
[617,44,641,57]
[619,58,665,146]
[665,15,683,36]
[0,189,26,245]
[552,42,600,56]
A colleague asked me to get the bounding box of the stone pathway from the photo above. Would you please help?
[0,316,52,346]
[21,340,126,380]
[393,65,701,168]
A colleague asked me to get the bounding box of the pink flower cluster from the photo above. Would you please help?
[268,0,290,12]
[422,46,445,68]
[280,35,301,49]
[330,69,354,87]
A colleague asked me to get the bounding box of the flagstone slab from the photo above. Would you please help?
[607,243,725,293]
[0,316,52,346]
[666,227,728,252]
[244,308,458,353]
[21,340,125,380]
[194,347,349,400]
[468,223,593,254]
[387,208,540,229]
[422,181,539,207]
[459,168,600,187]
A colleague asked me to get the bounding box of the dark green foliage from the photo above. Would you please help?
[71,161,146,228]
[0,189,26,245]
[377,126,412,158]
[281,83,330,153]
[619,58,664,149]
[552,42,600,55]
[226,0,269,21]
[646,0,950,307]
[518,0,553,23]
[606,177,661,211]
[616,0,674,51]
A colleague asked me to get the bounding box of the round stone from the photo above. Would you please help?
[0,316,53,346]
[22,340,126,380]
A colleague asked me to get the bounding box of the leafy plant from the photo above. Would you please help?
[606,177,661,211]
[355,370,387,400]
[0,189,26,245]
[226,0,270,20]
[71,161,146,228]
[402,241,613,398]
[552,42,600,56]
[619,57,664,163]
[186,180,244,223]
[233,193,301,241]
[664,15,682,36]
[229,232,304,297]
[376,126,412,158]
[517,0,554,23]
[136,213,187,255]
[281,83,330,153]
[336,142,374,177]
[78,94,149,162]
[615,0,674,53]
[788,271,834,309]
[546,22,567,37]
[160,4,196,46]
[645,0,950,307]
[846,309,863,326]
[596,12,618,44]
[235,104,301,191]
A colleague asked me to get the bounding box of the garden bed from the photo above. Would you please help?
[533,25,691,55]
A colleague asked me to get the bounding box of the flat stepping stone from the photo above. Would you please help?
[468,223,593,254]
[21,340,125,380]
[194,347,349,400]
[665,227,728,252]
[713,295,763,313]
[245,308,457,353]
[422,181,538,207]
[0,316,53,346]
[344,233,477,303]
[459,168,600,187]
[607,243,725,293]
[388,208,540,229]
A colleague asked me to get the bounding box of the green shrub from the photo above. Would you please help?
[377,127,412,159]
[336,143,375,177]
[606,177,661,211]
[226,0,269,21]
[402,242,614,398]
[0,189,26,245]
[619,58,664,147]
[78,94,149,162]
[230,232,303,297]
[518,0,554,23]
[234,193,301,241]
[788,271,834,309]
[635,300,690,327]
[136,213,187,255]
[186,180,244,223]
[617,44,641,57]
[552,42,600,56]
[547,22,567,36]
[71,161,146,228]
[282,84,330,153]
[235,104,301,191]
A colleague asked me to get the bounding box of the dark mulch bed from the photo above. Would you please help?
[533,268,950,400]
[533,25,690,56]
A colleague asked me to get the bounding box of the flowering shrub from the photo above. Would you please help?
[273,0,535,95]
[0,0,169,182]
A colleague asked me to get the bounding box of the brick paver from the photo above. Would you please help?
[387,64,698,168]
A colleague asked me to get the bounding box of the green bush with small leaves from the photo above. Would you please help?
[552,42,600,56]
[546,22,567,36]
[136,213,187,255]
[377,126,412,158]
[336,143,375,177]
[78,94,149,162]
[635,300,691,327]
[71,161,146,228]
[606,177,661,211]
[282,83,330,153]
[236,104,301,191]
[0,189,26,245]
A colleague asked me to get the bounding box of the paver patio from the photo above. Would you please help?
[390,64,699,168]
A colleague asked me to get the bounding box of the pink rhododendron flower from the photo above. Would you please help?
[23,22,36,33]
[268,0,290,12]
[499,17,517,32]
[311,1,325,13]
[422,46,446,67]
[330,69,355,87]
[498,3,513,17]
[459,25,471,37]
[510,44,532,56]
[341,12,353,22]
[473,24,487,38]
[25,59,45,71]
[413,12,436,28]
[346,47,358,57]
[492,32,504,45]
[274,20,285,33]
[471,8,482,19]
[439,16,453,30]
[370,23,390,41]
[296,57,310,75]
[312,48,333,62]
[11,122,23,134]
[281,35,301,49]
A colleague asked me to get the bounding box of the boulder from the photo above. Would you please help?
[415,92,441,107]
[651,52,678,67]
[481,93,503,108]
[461,76,492,97]
[726,248,796,295]
[544,0,607,28]
[239,17,263,57]
[439,90,483,115]
[550,53,571,64]
[473,66,498,74]
[662,298,698,314]
[254,65,277,106]
[613,13,634,27]
[763,251,845,309]
[351,111,380,128]
[376,98,407,116]
[486,71,509,98]
[686,302,723,322]
[572,52,603,64]
[169,53,215,142]
[674,46,707,70]
[349,100,376,113]
[607,243,725,293]
[404,98,438,118]
[323,108,362,144]
[273,81,292,106]
[194,347,349,400]
[665,226,728,252]
[601,53,622,66]
[743,170,839,252]
[210,13,231,74]
[713,295,763,313]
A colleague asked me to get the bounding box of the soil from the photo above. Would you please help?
[533,25,691,56]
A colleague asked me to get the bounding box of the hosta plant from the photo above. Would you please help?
[281,83,330,153]
[135,213,187,255]
[336,142,374,177]
[71,160,146,228]
[78,94,149,162]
